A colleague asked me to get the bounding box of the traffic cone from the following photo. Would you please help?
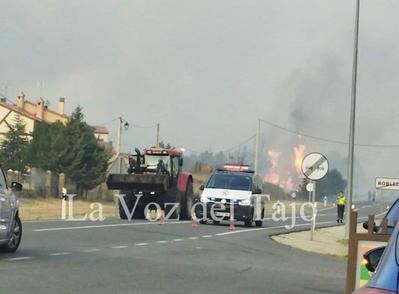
[158,210,165,225]
[191,212,198,228]
[229,217,235,231]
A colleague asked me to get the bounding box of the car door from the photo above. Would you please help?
[0,167,10,240]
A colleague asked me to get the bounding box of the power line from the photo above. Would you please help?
[95,117,157,129]
[222,134,256,153]
[259,118,399,148]
[129,122,158,129]
[179,134,256,155]
[95,117,119,126]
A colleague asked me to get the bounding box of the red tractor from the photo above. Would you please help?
[106,148,194,220]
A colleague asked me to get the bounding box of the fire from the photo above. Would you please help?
[264,149,280,185]
[293,144,305,173]
[263,144,306,191]
[285,176,293,190]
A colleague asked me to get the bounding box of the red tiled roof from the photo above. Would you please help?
[94,125,109,134]
[0,101,41,121]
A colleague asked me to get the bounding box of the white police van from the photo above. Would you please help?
[194,164,265,227]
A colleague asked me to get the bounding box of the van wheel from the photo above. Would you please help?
[255,209,264,227]
[1,215,22,253]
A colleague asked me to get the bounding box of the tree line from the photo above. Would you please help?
[0,107,109,197]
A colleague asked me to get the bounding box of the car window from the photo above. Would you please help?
[206,174,252,191]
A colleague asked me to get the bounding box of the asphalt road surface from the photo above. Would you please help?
[0,203,383,294]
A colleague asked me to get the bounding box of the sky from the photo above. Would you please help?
[1,0,399,195]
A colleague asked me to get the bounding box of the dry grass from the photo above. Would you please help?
[19,198,117,221]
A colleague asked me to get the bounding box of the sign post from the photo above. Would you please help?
[301,153,329,240]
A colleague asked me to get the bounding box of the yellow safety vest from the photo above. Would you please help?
[337,195,346,205]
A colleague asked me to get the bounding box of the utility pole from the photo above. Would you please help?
[254,119,260,175]
[345,0,360,239]
[156,123,160,148]
[116,117,123,174]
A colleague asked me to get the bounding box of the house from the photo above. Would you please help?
[0,92,109,142]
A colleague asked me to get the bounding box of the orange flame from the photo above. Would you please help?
[293,144,305,173]
[263,145,305,191]
[264,149,280,185]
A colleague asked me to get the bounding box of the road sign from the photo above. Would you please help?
[301,153,329,181]
[375,177,399,190]
[306,182,314,192]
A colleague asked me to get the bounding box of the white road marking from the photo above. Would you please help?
[202,235,213,238]
[4,257,32,261]
[188,237,198,240]
[82,248,100,253]
[263,213,330,221]
[49,252,70,256]
[135,243,149,246]
[33,221,192,232]
[215,221,338,236]
[155,241,168,244]
[173,239,184,242]
[112,245,128,249]
[318,206,336,212]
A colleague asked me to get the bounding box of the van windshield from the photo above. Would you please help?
[206,174,252,191]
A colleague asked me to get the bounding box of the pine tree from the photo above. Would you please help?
[58,106,109,198]
[0,115,29,171]
[26,121,66,171]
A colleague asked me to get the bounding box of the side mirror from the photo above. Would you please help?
[363,246,386,273]
[199,184,205,191]
[363,221,378,232]
[11,182,22,191]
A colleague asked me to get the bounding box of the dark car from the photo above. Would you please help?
[354,224,399,293]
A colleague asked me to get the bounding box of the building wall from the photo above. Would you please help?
[0,106,35,140]
[96,133,109,142]
[43,110,67,124]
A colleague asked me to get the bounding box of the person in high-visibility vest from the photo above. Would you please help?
[336,192,346,223]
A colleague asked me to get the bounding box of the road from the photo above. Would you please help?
[0,203,382,294]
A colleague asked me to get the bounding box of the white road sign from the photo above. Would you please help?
[375,177,399,190]
[306,182,314,192]
[301,153,329,181]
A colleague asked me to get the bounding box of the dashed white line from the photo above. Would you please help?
[202,235,213,238]
[215,221,339,236]
[33,221,192,232]
[155,241,168,244]
[82,248,100,253]
[4,257,32,261]
[112,245,128,249]
[188,237,198,240]
[135,243,149,246]
[49,252,70,256]
[173,239,184,242]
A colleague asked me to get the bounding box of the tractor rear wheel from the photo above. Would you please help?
[179,178,193,220]
[165,188,181,220]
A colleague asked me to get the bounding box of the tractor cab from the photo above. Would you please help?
[128,148,183,177]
